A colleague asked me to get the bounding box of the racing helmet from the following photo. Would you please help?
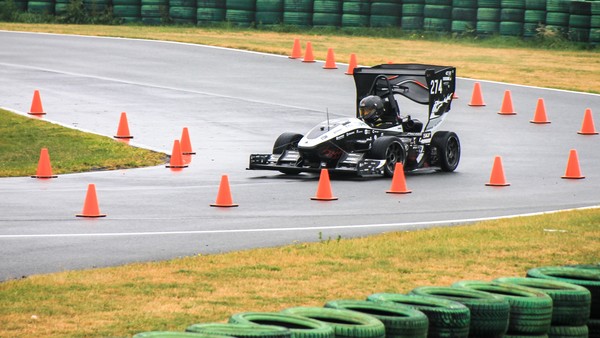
[359,95,384,122]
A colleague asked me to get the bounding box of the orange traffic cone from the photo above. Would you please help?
[311,169,338,201]
[562,149,585,179]
[166,140,188,168]
[180,127,195,155]
[289,38,302,59]
[345,53,357,75]
[452,92,459,100]
[210,175,239,207]
[114,112,133,139]
[323,48,337,69]
[387,162,411,194]
[303,42,316,63]
[498,90,517,115]
[577,108,598,135]
[468,82,486,107]
[486,156,510,186]
[31,148,58,178]
[76,184,106,218]
[28,90,45,116]
[530,98,550,124]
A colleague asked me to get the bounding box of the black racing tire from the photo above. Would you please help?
[548,325,589,338]
[281,307,386,338]
[367,293,470,338]
[409,286,509,337]
[368,136,405,177]
[451,281,552,335]
[228,312,334,338]
[273,132,303,154]
[186,323,291,338]
[494,277,591,326]
[589,319,600,338]
[431,131,460,172]
[526,266,600,319]
[323,300,428,338]
[134,332,235,337]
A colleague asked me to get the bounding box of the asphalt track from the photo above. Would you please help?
[0,31,598,281]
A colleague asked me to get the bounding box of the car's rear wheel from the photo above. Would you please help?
[369,136,406,177]
[272,132,304,175]
[431,131,460,172]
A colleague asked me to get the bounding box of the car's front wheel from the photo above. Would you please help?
[369,136,406,177]
[272,132,304,175]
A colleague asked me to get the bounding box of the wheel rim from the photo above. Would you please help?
[446,136,459,166]
[385,142,404,173]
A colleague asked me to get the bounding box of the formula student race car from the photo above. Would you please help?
[248,63,460,177]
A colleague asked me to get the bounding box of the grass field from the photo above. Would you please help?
[0,23,599,337]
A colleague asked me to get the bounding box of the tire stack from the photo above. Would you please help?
[499,0,525,36]
[312,0,341,28]
[226,0,254,25]
[341,0,370,28]
[423,0,452,32]
[141,0,167,24]
[255,0,282,26]
[401,0,425,31]
[170,0,196,24]
[476,0,501,36]
[545,0,571,37]
[84,0,109,15]
[28,0,54,14]
[523,0,546,38]
[451,0,477,34]
[495,276,592,338]
[369,0,402,28]
[591,1,600,45]
[568,0,592,42]
[197,0,226,24]
[11,0,28,11]
[113,0,142,23]
[527,266,600,338]
[283,0,312,27]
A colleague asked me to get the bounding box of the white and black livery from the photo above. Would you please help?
[249,63,460,177]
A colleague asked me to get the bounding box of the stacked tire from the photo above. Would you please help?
[113,0,142,23]
[500,0,525,36]
[54,0,69,15]
[282,307,386,338]
[546,0,570,37]
[591,1,600,45]
[369,0,402,28]
[569,0,591,42]
[12,0,28,11]
[496,277,592,338]
[341,0,369,28]
[423,0,452,32]
[527,266,600,338]
[170,0,196,23]
[401,0,425,31]
[451,0,476,34]
[283,0,312,27]
[477,0,501,36]
[197,0,226,24]
[141,0,167,24]
[523,0,546,38]
[28,0,55,14]
[312,0,341,28]
[255,0,282,26]
[84,0,109,14]
[226,0,254,26]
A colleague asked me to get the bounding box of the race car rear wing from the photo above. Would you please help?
[353,63,456,124]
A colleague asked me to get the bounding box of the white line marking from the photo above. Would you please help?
[0,205,597,239]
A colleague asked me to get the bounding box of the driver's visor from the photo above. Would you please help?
[359,107,375,118]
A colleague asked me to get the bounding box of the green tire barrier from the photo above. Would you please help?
[367,293,470,338]
[527,266,600,319]
[401,16,424,30]
[113,0,140,5]
[281,307,386,338]
[283,11,311,25]
[589,319,600,338]
[187,323,292,338]
[370,2,401,16]
[451,0,476,7]
[451,20,475,33]
[84,0,109,13]
[342,13,369,27]
[478,0,501,8]
[494,277,591,326]
[141,0,167,24]
[524,9,546,23]
[198,0,226,7]
[402,3,423,16]
[283,0,312,12]
[313,12,340,26]
[523,22,540,37]
[476,20,499,34]
[547,325,589,338]
[226,8,254,24]
[424,17,451,31]
[501,0,525,9]
[113,5,141,17]
[409,286,510,337]
[228,312,335,338]
[477,7,500,21]
[425,0,451,5]
[501,8,524,21]
[226,0,254,10]
[452,280,553,336]
[255,10,281,24]
[500,21,523,36]
[312,0,340,13]
[28,1,55,14]
[324,300,429,338]
[570,14,591,28]
[256,0,282,11]
[526,0,546,10]
[546,0,570,13]
[424,4,451,19]
[134,332,235,338]
[451,7,475,20]
[342,0,369,15]
[370,15,400,27]
[546,12,569,25]
[569,0,591,15]
[198,7,226,23]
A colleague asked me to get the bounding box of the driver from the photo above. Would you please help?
[358,95,384,126]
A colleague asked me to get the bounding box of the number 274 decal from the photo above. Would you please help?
[429,79,444,95]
